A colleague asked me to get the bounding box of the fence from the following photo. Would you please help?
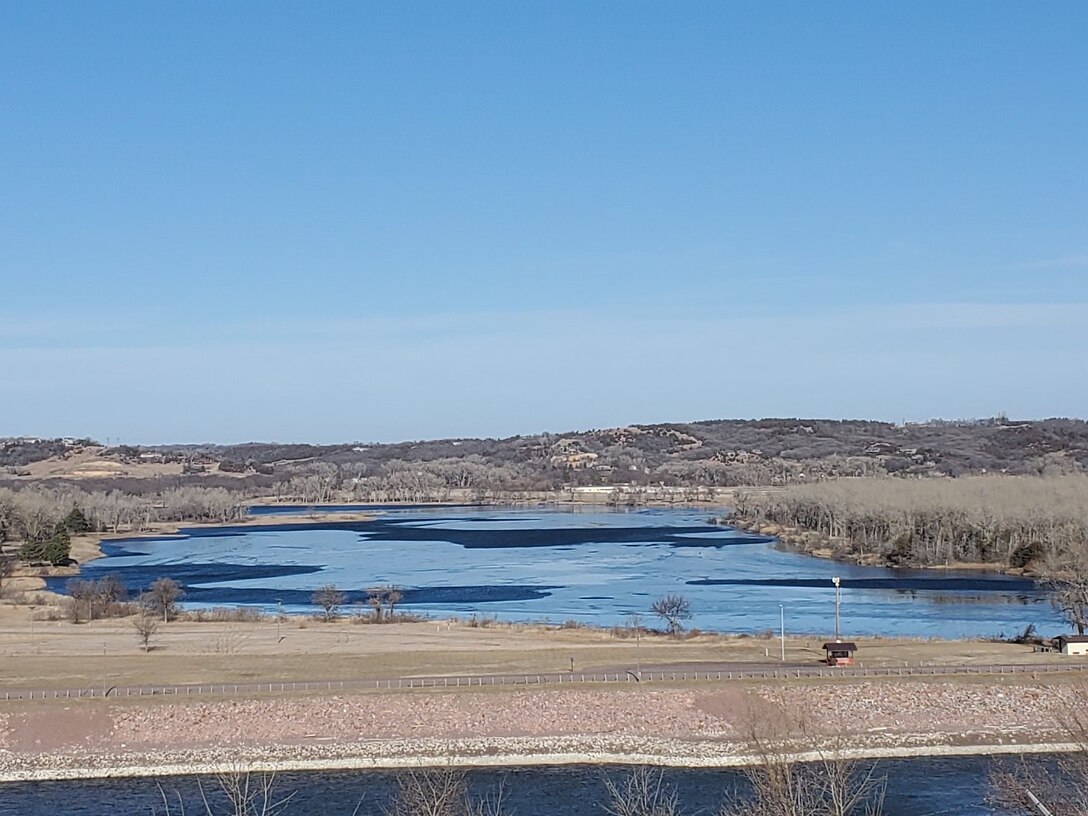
[3,661,1086,702]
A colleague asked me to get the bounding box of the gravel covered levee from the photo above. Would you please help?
[0,679,1082,781]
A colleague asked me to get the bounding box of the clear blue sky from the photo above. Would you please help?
[2,2,1086,444]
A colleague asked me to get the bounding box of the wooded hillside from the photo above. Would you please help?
[4,417,1087,498]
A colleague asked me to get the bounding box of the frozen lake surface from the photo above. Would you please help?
[55,506,1060,638]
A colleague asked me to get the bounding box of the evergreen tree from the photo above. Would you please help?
[62,507,91,534]
[18,539,45,562]
[42,524,71,566]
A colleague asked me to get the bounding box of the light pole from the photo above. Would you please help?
[779,604,785,662]
[102,643,108,698]
[832,576,842,640]
[276,600,283,643]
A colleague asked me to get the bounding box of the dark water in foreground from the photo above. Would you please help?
[0,757,1019,815]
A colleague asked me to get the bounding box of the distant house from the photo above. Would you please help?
[1055,635,1088,656]
[822,641,857,666]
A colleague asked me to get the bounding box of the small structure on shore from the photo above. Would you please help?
[1055,635,1088,656]
[822,641,857,666]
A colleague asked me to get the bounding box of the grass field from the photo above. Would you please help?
[0,602,1078,691]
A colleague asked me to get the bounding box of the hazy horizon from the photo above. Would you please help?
[6,413,1085,449]
[4,4,1087,443]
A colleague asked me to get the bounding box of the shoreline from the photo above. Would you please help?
[0,735,1078,784]
[726,516,1029,576]
[21,509,384,594]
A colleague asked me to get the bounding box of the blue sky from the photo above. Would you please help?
[2,3,1086,443]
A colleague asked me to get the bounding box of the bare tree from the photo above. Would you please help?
[650,593,692,636]
[67,578,99,622]
[312,584,346,621]
[988,683,1088,815]
[155,770,295,816]
[366,588,384,623]
[384,584,404,619]
[723,692,885,816]
[1043,542,1088,635]
[1049,575,1088,635]
[364,584,404,623]
[142,577,185,622]
[603,767,680,816]
[133,610,160,652]
[390,767,507,816]
[203,771,295,816]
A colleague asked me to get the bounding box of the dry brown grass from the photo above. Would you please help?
[0,602,1079,691]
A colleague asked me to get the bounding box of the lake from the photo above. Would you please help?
[51,505,1060,639]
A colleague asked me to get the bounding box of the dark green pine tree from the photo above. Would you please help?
[42,524,71,566]
[62,507,91,534]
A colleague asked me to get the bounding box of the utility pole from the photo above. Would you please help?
[779,604,786,662]
[276,599,283,643]
[832,576,842,640]
[102,643,108,698]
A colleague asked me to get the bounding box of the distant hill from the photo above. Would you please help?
[4,418,1087,491]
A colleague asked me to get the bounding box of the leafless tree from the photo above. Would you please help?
[366,589,385,623]
[723,692,886,816]
[603,767,680,816]
[142,577,185,622]
[204,771,295,816]
[390,767,507,816]
[154,770,295,816]
[988,682,1088,815]
[365,584,403,623]
[1049,576,1088,635]
[312,584,346,620]
[650,593,692,636]
[133,609,160,652]
[1042,542,1088,635]
[67,578,98,621]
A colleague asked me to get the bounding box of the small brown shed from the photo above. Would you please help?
[822,641,857,666]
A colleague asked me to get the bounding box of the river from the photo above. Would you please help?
[0,756,1028,815]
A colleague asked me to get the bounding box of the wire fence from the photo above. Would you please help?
[4,661,1087,701]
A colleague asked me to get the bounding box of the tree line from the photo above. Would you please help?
[733,474,1088,569]
[0,485,248,564]
[733,474,1088,633]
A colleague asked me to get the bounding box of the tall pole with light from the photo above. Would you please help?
[832,576,842,640]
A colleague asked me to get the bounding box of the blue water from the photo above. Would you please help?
[52,506,1061,639]
[0,757,1025,815]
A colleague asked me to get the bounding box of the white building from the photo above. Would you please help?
[1056,635,1088,656]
